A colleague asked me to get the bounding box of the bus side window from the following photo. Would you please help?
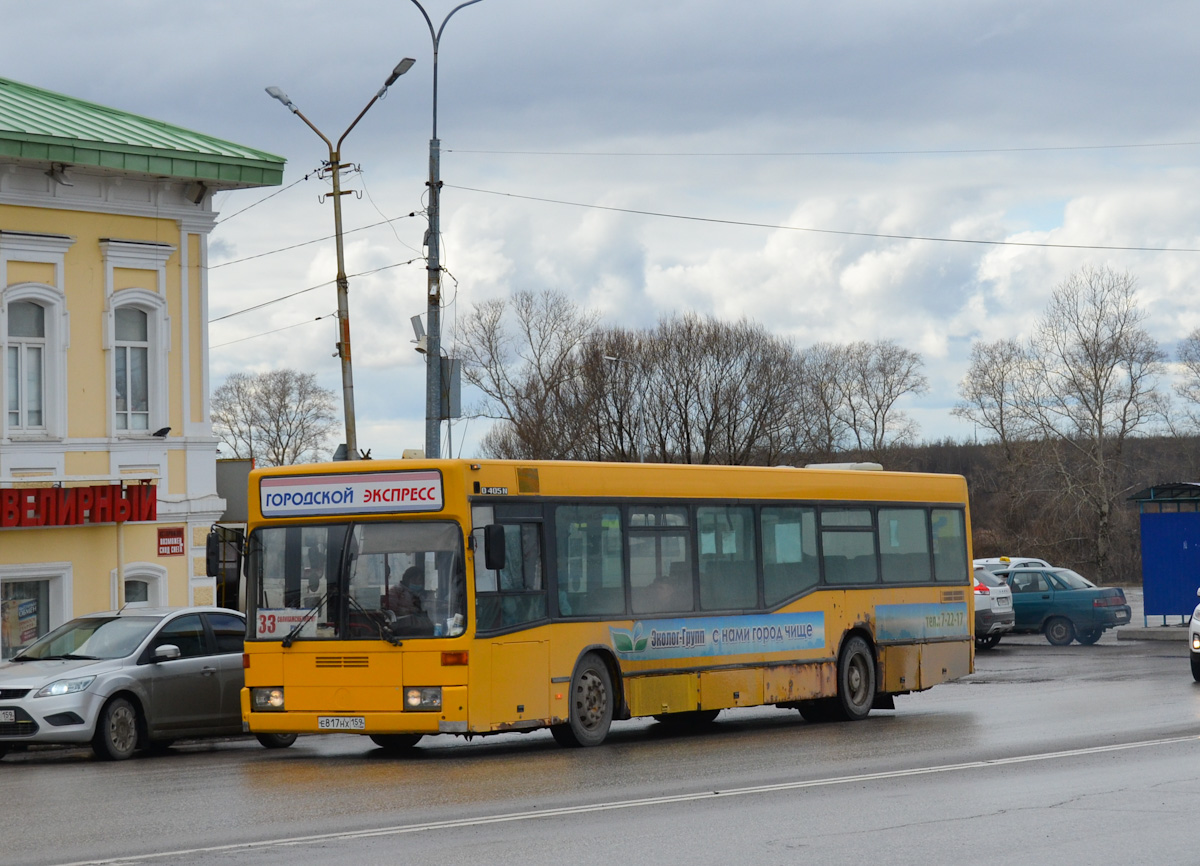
[555,504,625,617]
[761,507,819,605]
[474,516,546,631]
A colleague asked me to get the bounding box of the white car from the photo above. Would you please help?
[1190,589,1200,682]
[974,566,1015,649]
[974,556,1053,574]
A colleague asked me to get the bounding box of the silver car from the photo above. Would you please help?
[0,607,295,760]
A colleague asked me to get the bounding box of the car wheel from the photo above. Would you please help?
[1075,628,1103,645]
[835,636,876,721]
[1191,652,1200,683]
[552,652,615,747]
[0,744,9,760]
[92,697,140,761]
[256,733,298,749]
[368,734,422,751]
[975,634,1002,650]
[1044,617,1076,646]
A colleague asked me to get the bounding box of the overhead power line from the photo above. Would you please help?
[447,184,1200,253]
[448,140,1200,157]
[208,258,423,324]
[208,213,420,270]
[211,312,336,349]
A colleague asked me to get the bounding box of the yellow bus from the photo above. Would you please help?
[234,459,973,749]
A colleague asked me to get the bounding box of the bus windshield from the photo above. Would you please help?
[247,521,467,641]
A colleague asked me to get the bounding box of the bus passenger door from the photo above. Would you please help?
[490,640,550,727]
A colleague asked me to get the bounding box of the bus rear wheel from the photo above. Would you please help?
[836,636,876,721]
[552,652,614,748]
[369,734,422,751]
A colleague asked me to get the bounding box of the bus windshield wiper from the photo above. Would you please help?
[281,590,331,648]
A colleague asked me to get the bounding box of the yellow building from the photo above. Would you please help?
[0,77,284,656]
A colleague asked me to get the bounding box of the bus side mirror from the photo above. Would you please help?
[484,524,506,571]
[205,530,221,578]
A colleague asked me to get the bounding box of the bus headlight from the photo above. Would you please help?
[405,687,442,711]
[251,687,286,711]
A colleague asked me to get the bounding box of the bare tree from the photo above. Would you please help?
[212,369,339,466]
[834,340,928,460]
[1174,327,1200,428]
[955,265,1166,579]
[458,290,600,459]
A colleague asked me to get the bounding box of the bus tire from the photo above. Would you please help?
[369,734,422,751]
[256,733,298,749]
[1074,628,1103,645]
[836,636,876,721]
[554,652,614,748]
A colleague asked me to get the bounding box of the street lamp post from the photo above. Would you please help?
[408,0,485,460]
[266,57,415,460]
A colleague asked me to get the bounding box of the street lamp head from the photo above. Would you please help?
[386,58,417,87]
[265,86,297,113]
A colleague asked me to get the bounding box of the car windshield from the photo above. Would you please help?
[14,616,159,661]
[248,521,468,641]
[1051,569,1096,590]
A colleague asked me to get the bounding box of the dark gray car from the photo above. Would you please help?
[0,606,295,760]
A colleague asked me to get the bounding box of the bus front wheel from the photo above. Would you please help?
[836,636,876,721]
[552,652,614,748]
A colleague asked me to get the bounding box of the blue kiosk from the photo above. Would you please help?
[1129,483,1200,625]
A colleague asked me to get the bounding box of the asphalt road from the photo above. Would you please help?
[4,617,1197,866]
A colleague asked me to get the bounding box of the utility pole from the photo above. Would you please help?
[266,58,415,459]
[409,0,485,459]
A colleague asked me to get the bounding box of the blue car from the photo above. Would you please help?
[1005,567,1131,646]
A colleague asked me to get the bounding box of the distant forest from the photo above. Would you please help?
[880,435,1200,586]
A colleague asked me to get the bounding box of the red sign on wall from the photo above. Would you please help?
[0,484,157,528]
[157,527,185,556]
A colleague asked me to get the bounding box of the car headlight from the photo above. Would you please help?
[35,676,96,698]
[405,687,442,711]
[251,687,286,711]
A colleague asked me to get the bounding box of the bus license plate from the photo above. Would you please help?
[0,710,13,723]
[318,716,365,730]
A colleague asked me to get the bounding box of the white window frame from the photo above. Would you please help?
[0,283,69,440]
[0,562,73,656]
[110,562,168,609]
[105,289,169,437]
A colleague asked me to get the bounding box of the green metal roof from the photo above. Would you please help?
[0,77,284,188]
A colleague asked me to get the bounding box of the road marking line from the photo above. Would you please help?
[54,734,1200,866]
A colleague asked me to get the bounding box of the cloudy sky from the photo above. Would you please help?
[8,1,1200,457]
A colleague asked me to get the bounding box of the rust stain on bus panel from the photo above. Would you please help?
[625,672,700,717]
[881,644,921,692]
[920,641,971,687]
[700,668,762,709]
[762,662,835,703]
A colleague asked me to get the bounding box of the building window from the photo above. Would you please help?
[2,578,51,659]
[114,306,150,431]
[124,579,150,606]
[110,563,167,609]
[6,301,45,430]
